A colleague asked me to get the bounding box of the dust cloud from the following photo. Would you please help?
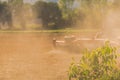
[11,5,37,30]
[103,8,120,40]
[74,2,120,40]
[0,1,120,80]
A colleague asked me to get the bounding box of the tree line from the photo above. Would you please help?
[0,0,119,30]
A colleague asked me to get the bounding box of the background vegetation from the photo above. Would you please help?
[0,0,119,30]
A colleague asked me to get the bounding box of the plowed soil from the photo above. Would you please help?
[0,33,82,80]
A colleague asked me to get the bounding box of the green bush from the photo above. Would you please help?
[69,41,120,80]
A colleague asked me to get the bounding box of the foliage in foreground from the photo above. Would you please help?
[69,42,120,80]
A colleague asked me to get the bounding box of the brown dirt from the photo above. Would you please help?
[0,33,82,80]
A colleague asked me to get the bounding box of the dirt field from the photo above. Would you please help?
[0,33,82,80]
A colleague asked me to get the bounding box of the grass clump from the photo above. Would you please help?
[69,41,120,80]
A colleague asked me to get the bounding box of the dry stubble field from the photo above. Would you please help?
[0,33,82,80]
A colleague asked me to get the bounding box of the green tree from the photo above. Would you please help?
[58,0,74,14]
[8,0,23,10]
[58,0,75,21]
[79,0,108,9]
[8,0,26,29]
[33,1,63,29]
[0,1,13,29]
